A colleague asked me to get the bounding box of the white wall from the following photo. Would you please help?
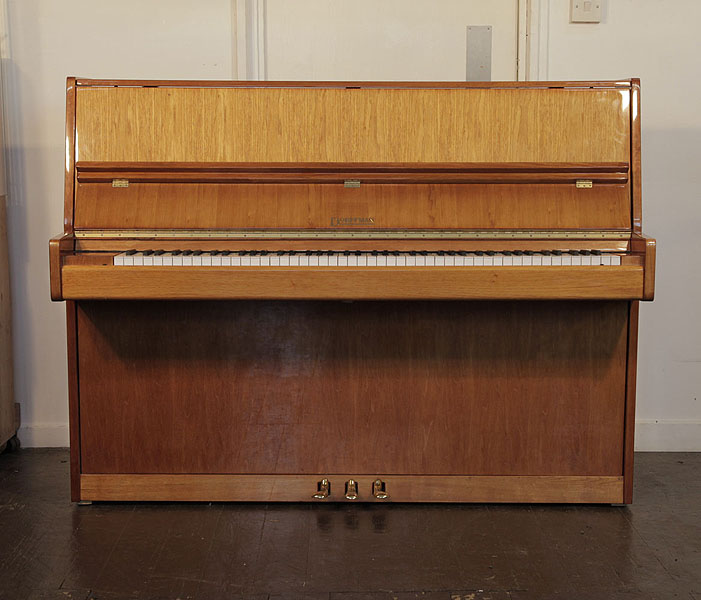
[2,0,234,446]
[541,0,701,450]
[2,0,699,449]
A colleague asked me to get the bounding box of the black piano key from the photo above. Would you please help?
[568,250,580,255]
[524,250,535,255]
[447,251,457,256]
[170,250,182,256]
[125,249,137,255]
[580,250,591,255]
[551,250,563,256]
[513,250,524,255]
[153,250,165,255]
[192,250,203,256]
[142,250,154,256]
[326,250,334,256]
[501,251,512,256]
[486,251,496,256]
[276,251,286,256]
[381,251,389,256]
[260,251,269,255]
[591,249,602,255]
[220,251,231,256]
[419,251,429,256]
[354,251,362,256]
[458,251,468,256]
[474,251,484,256]
[343,251,351,256]
[437,251,446,256]
[540,250,551,255]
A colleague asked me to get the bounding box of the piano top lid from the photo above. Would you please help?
[73,78,638,90]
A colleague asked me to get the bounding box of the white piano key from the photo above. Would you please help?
[424,254,434,266]
[611,255,621,265]
[309,254,319,266]
[153,255,164,266]
[571,255,582,266]
[319,254,329,266]
[289,254,300,266]
[435,254,445,266]
[513,256,523,266]
[329,253,339,266]
[260,254,271,266]
[348,254,358,267]
[358,253,367,266]
[114,253,125,266]
[201,254,212,266]
[502,255,513,266]
[280,254,290,266]
[415,254,426,266]
[386,254,397,267]
[191,254,203,266]
[581,255,592,266]
[492,255,503,266]
[221,255,232,266]
[338,254,348,267]
[444,254,455,266]
[455,254,465,266]
[367,254,378,266]
[396,254,406,266]
[551,255,562,266]
[561,255,572,266]
[474,256,484,266]
[299,254,309,266]
[143,254,154,266]
[541,255,552,266]
[483,257,494,266]
[162,254,174,266]
[406,254,416,266]
[463,256,474,267]
[241,254,252,266]
[601,254,612,266]
[530,256,541,266]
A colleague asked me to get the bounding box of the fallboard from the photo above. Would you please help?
[73,161,631,231]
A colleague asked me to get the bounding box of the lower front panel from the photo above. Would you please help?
[75,300,629,501]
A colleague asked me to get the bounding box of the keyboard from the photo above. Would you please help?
[114,249,623,267]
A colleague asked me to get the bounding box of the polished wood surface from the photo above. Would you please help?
[74,181,631,231]
[64,78,76,233]
[53,79,655,503]
[77,301,628,477]
[0,196,17,448]
[623,301,640,504]
[60,265,645,301]
[80,474,624,503]
[75,86,631,163]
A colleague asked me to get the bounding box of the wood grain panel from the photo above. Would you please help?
[61,265,644,301]
[76,300,628,477]
[74,182,631,231]
[75,87,631,163]
[80,474,624,503]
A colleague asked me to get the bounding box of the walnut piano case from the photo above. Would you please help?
[50,79,655,503]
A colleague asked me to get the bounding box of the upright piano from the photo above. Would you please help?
[50,78,655,504]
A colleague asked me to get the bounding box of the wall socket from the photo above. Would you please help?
[570,0,602,23]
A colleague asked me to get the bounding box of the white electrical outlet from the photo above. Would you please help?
[571,0,602,23]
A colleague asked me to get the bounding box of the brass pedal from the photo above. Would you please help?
[372,479,389,500]
[312,478,331,499]
[344,479,359,500]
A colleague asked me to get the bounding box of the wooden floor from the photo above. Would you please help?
[0,449,699,600]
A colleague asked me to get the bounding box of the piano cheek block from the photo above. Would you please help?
[51,77,653,503]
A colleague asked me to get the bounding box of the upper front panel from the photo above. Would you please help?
[74,86,631,163]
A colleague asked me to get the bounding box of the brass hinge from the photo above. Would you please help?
[112,178,129,188]
[344,179,361,188]
[575,180,593,189]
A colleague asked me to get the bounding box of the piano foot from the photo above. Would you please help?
[610,503,627,507]
[77,500,93,506]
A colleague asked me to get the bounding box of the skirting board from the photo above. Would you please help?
[17,423,69,447]
[635,420,701,451]
[18,420,701,451]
